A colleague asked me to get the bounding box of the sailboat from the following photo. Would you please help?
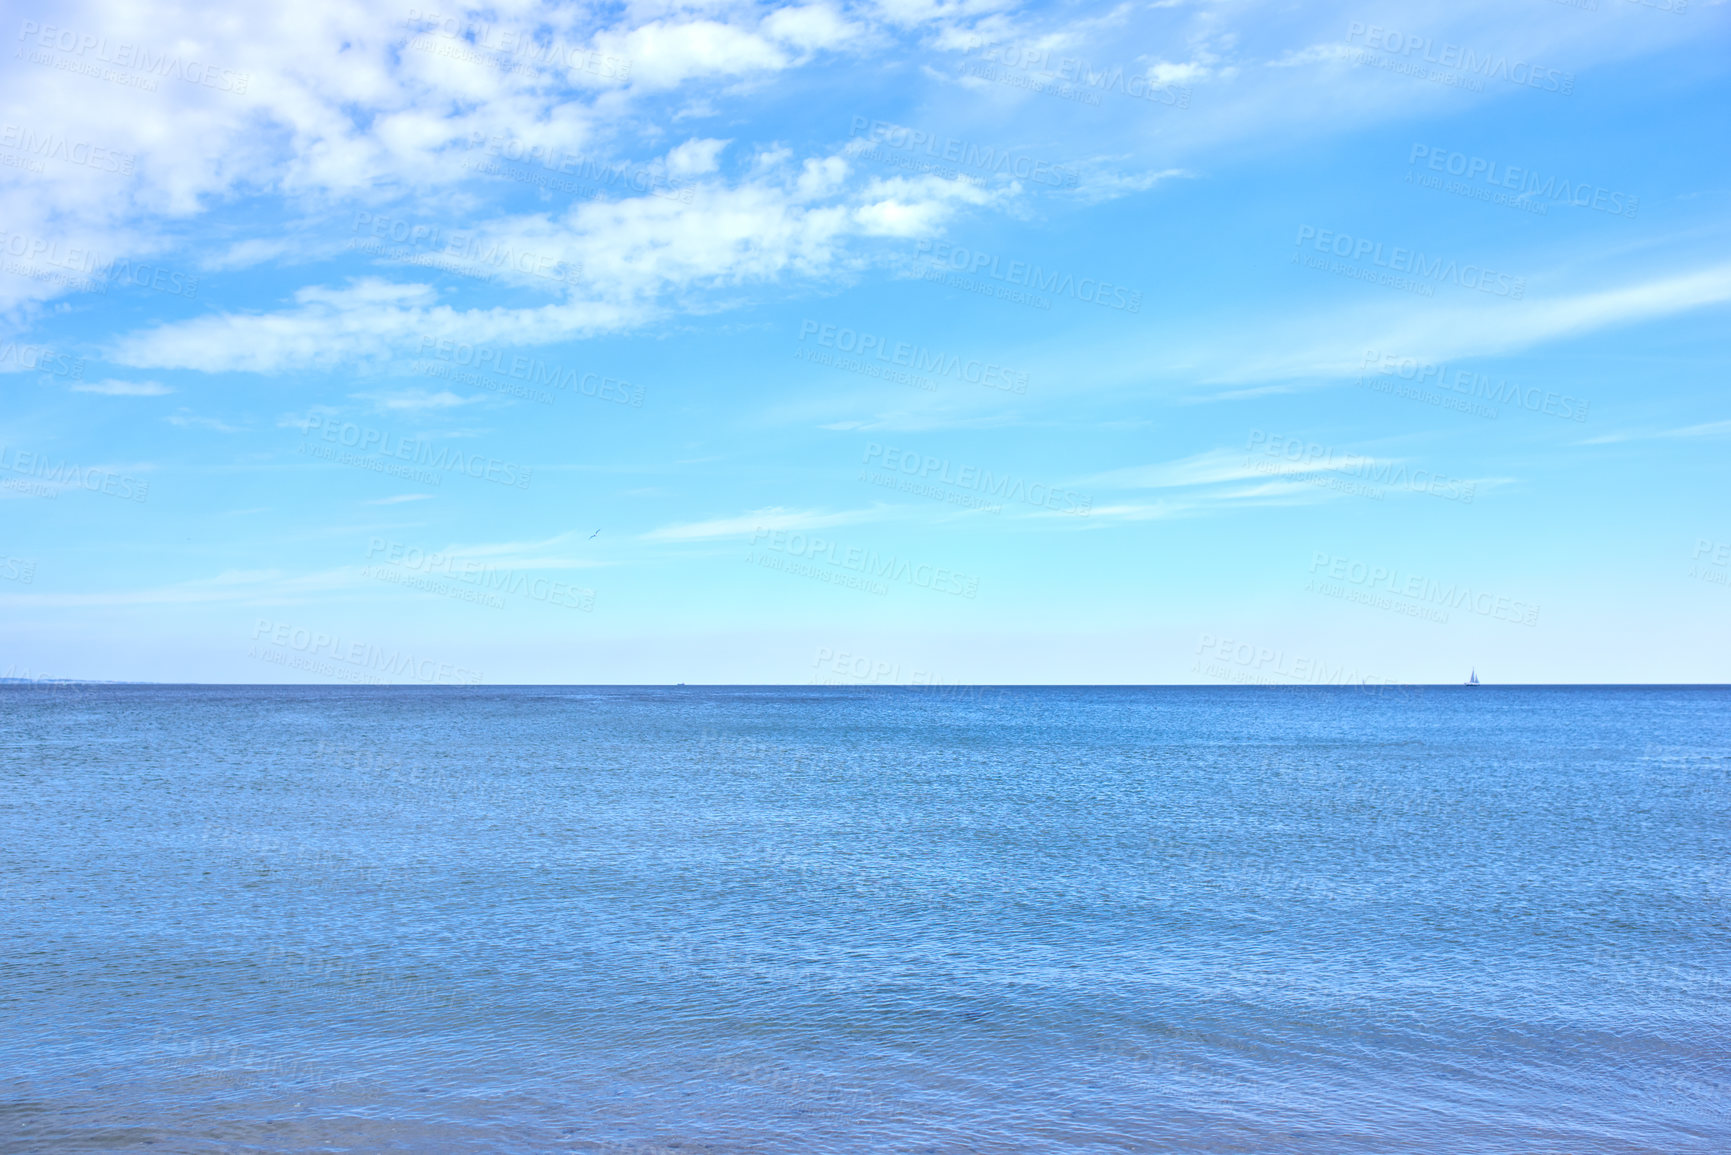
[1465,669,1480,685]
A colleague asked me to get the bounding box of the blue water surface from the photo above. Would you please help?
[1,685,1726,1153]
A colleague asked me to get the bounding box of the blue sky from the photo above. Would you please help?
[2,0,1727,684]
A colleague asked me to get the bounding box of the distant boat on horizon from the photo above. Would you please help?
[1466,669,1480,685]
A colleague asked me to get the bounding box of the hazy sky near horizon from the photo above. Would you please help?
[1,0,1727,684]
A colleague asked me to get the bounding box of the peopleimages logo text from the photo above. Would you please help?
[299,416,532,489]
[366,538,595,611]
[1345,23,1573,94]
[798,321,1027,393]
[848,117,1077,188]
[959,39,1191,107]
[0,123,133,173]
[462,133,691,203]
[351,211,581,287]
[0,445,148,501]
[416,336,643,406]
[18,20,251,92]
[1407,145,1637,219]
[405,10,630,81]
[0,340,82,380]
[1689,538,1729,589]
[249,619,482,685]
[1192,633,1407,690]
[1247,430,1476,503]
[1361,351,1588,421]
[749,528,979,599]
[914,240,1142,313]
[0,229,200,298]
[1294,225,1525,298]
[1309,553,1540,626]
[863,443,1090,515]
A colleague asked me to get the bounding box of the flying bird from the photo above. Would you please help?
[588,529,600,540]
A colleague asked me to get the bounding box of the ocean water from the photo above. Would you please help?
[1,684,1727,1154]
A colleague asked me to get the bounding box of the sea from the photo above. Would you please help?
[1,685,1726,1153]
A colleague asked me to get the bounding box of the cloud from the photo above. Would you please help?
[642,506,886,542]
[1153,262,1731,390]
[166,412,244,432]
[1073,167,1190,205]
[1078,448,1272,490]
[817,411,1025,433]
[1580,419,1731,446]
[1146,60,1210,86]
[108,153,1000,373]
[666,137,729,177]
[0,0,879,314]
[427,530,590,560]
[199,237,305,272]
[763,4,863,52]
[9,0,1718,401]
[355,389,483,413]
[1374,264,1731,368]
[599,20,792,90]
[0,0,1705,321]
[72,379,173,396]
[109,277,639,373]
[0,566,353,607]
[376,530,606,572]
[1072,446,1399,519]
[853,172,996,234]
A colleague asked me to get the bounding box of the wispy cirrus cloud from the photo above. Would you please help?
[642,505,888,542]
[0,567,353,607]
[72,379,173,396]
[407,531,607,570]
[1077,448,1271,491]
[166,412,244,432]
[1579,419,1731,446]
[355,389,483,413]
[1120,261,1731,393]
[104,155,997,373]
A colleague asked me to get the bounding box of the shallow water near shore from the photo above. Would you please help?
[2,684,1727,1153]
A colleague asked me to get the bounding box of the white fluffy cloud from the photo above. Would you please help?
[666,137,729,176]
[642,505,886,542]
[71,378,173,395]
[110,149,999,371]
[4,0,1708,365]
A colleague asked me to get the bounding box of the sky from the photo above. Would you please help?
[1,0,1727,685]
